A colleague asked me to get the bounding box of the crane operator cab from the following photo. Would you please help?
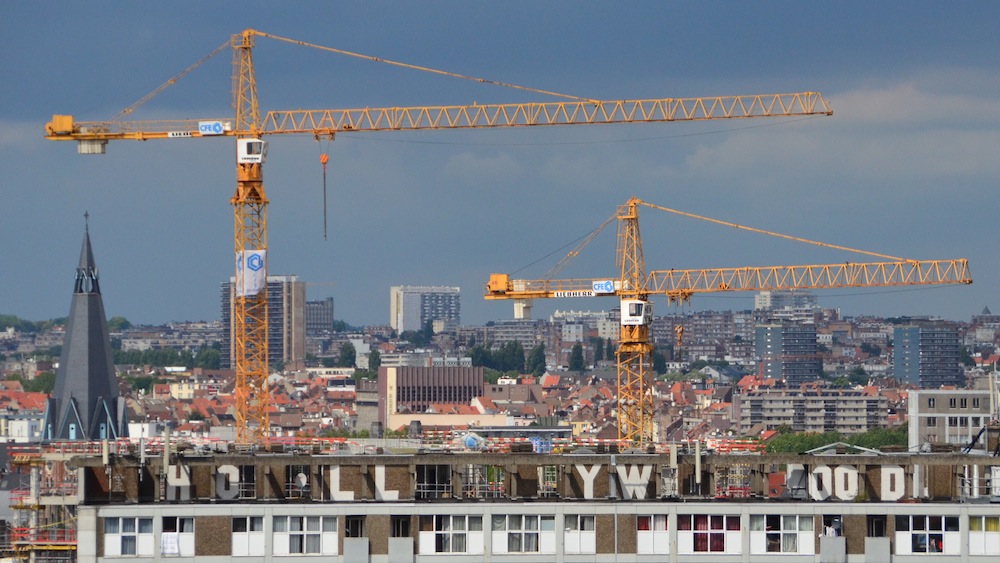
[620,298,653,326]
[237,138,268,164]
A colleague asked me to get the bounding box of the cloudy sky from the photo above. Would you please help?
[2,2,998,327]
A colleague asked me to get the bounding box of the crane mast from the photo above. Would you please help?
[44,29,834,445]
[485,197,972,447]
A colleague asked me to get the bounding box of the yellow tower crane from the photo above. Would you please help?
[44,29,833,446]
[485,197,972,446]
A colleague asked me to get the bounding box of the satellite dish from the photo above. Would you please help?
[295,472,308,490]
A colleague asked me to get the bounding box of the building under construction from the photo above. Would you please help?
[6,436,1000,562]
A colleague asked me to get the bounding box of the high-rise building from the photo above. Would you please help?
[389,285,460,333]
[377,365,484,424]
[306,297,335,336]
[755,323,821,385]
[222,275,306,369]
[893,322,962,388]
[44,220,128,441]
[754,290,817,311]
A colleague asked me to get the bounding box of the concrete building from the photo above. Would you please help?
[378,366,485,424]
[736,388,887,435]
[389,286,461,333]
[908,389,995,453]
[755,323,821,385]
[221,275,306,370]
[893,323,963,388]
[18,440,1000,563]
[306,297,335,336]
[754,289,817,310]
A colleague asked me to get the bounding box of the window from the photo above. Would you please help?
[104,517,154,557]
[928,398,936,408]
[391,516,411,538]
[286,465,310,498]
[927,417,937,427]
[272,516,337,556]
[950,398,957,408]
[678,514,740,554]
[416,465,451,499]
[894,515,959,555]
[492,514,555,554]
[637,514,669,554]
[750,514,814,555]
[961,398,968,408]
[418,515,483,554]
[161,517,194,557]
[564,515,596,554]
[973,398,981,409]
[232,516,265,556]
[867,515,887,537]
[345,516,365,538]
[969,516,1000,555]
[239,465,256,499]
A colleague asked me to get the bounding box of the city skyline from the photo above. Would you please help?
[2,2,998,327]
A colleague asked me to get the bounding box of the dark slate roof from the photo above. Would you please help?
[44,223,126,441]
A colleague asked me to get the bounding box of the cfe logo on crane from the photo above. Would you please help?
[592,280,615,294]
[199,121,227,135]
[235,250,267,297]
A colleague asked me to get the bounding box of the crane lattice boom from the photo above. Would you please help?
[45,29,833,446]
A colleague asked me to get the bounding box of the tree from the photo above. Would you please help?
[606,339,614,360]
[107,316,132,332]
[194,347,221,369]
[22,371,56,394]
[338,342,357,368]
[593,337,604,363]
[652,349,667,375]
[526,343,546,377]
[368,349,381,372]
[569,343,585,373]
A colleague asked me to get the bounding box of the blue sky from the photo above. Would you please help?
[2,2,999,327]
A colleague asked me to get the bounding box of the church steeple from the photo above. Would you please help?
[44,214,128,441]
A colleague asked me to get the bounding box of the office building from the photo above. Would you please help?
[389,285,460,333]
[306,297,335,335]
[755,323,821,385]
[378,365,484,424]
[908,389,995,453]
[221,275,306,369]
[893,323,963,388]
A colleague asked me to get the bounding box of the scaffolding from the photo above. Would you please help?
[8,448,77,563]
[715,463,752,499]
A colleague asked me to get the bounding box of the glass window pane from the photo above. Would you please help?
[929,516,942,531]
[945,516,959,531]
[273,517,287,532]
[971,516,983,532]
[800,516,813,531]
[711,515,725,530]
[710,532,725,552]
[782,532,797,552]
[913,516,925,531]
[453,517,465,531]
[492,515,506,531]
[783,515,797,531]
[637,516,651,531]
[305,534,321,553]
[453,533,466,552]
[290,517,303,532]
[524,532,539,552]
[307,516,320,532]
[323,517,336,532]
[895,515,909,531]
[180,518,193,533]
[122,518,136,533]
[584,516,596,531]
[250,516,263,531]
[695,515,709,530]
[726,516,740,531]
[106,518,120,534]
[694,532,708,551]
[139,519,153,534]
[289,535,303,554]
[987,517,1000,532]
[121,536,137,555]
[678,515,692,531]
[508,533,522,552]
[525,515,538,530]
[541,516,555,531]
[750,515,765,531]
[469,516,482,531]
